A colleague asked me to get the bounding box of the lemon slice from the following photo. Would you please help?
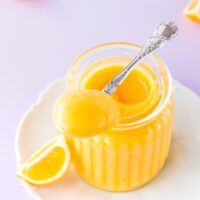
[184,0,200,23]
[17,136,71,185]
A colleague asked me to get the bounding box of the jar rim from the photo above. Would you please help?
[67,42,172,128]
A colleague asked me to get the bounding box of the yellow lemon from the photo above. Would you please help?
[184,0,200,23]
[17,136,71,185]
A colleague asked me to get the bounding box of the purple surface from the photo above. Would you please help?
[0,0,199,199]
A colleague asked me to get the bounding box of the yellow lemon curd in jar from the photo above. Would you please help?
[67,55,174,192]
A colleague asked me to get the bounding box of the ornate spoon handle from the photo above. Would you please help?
[103,21,178,96]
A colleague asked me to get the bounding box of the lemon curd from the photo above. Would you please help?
[54,90,120,138]
[67,43,174,192]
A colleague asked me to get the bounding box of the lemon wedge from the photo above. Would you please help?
[184,0,200,23]
[17,136,71,185]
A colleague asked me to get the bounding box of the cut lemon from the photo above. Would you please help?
[17,136,71,185]
[184,0,200,23]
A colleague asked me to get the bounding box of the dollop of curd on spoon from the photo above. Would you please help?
[54,89,120,138]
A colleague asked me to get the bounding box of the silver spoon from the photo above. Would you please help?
[103,21,178,96]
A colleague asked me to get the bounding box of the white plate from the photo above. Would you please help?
[15,77,200,200]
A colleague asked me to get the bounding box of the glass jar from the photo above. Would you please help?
[66,43,174,192]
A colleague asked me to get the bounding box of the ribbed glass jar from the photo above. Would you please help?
[66,43,174,192]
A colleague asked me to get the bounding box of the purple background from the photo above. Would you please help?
[0,0,199,199]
